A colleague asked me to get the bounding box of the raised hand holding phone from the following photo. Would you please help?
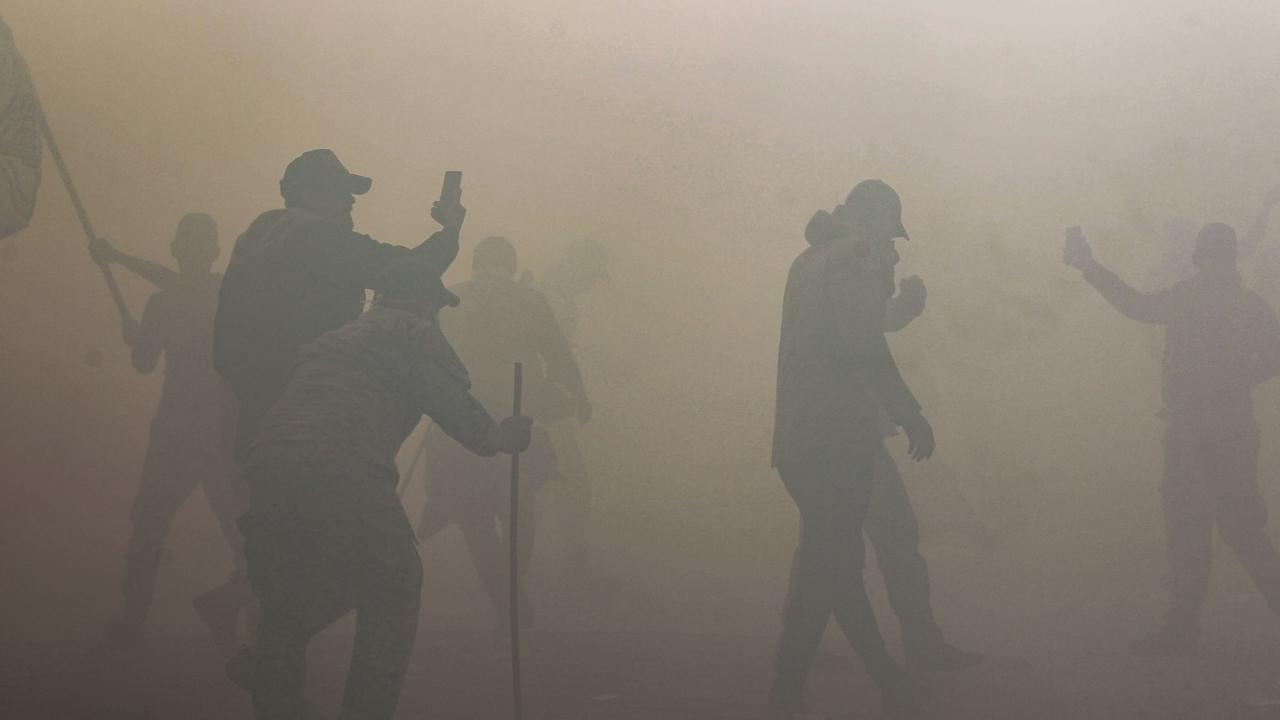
[431,170,466,230]
[1063,225,1092,270]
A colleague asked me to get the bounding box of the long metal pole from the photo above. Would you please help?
[36,106,131,323]
[11,14,133,324]
[509,362,524,720]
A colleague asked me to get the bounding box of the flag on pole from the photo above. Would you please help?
[0,16,42,241]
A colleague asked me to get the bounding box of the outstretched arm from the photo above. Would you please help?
[90,237,178,290]
[1064,227,1173,324]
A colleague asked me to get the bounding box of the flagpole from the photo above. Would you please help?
[509,362,524,720]
[36,102,132,324]
[6,14,132,324]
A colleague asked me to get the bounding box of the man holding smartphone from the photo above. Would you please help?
[214,150,466,468]
[1065,222,1280,655]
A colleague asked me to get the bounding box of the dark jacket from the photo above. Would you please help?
[1083,262,1280,440]
[213,207,457,398]
[772,220,919,467]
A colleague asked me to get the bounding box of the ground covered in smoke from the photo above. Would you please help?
[8,617,1280,719]
[5,1,1280,719]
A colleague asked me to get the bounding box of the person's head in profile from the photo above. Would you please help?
[170,212,219,277]
[472,236,518,280]
[278,149,372,231]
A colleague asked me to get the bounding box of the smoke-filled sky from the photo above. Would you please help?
[3,0,1280,652]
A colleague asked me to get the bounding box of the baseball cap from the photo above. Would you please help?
[280,149,372,196]
[844,179,909,240]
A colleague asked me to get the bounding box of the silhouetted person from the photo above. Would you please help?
[530,238,607,578]
[770,181,936,720]
[91,215,249,656]
[1125,187,1280,290]
[1065,222,1280,655]
[235,255,532,720]
[857,265,983,672]
[418,236,584,633]
[213,149,463,466]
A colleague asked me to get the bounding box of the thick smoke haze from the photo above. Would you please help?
[3,1,1280,715]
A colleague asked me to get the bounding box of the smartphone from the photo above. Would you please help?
[439,171,462,206]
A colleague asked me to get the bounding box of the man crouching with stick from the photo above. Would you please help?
[235,251,532,720]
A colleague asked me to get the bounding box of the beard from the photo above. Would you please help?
[323,209,354,231]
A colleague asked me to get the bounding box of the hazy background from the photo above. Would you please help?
[3,0,1280,661]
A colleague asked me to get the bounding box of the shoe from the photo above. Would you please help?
[905,640,984,673]
[879,669,937,720]
[1129,627,1198,656]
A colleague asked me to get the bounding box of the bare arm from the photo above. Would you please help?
[1065,228,1174,324]
[1079,258,1175,325]
[90,237,178,290]
[130,294,164,374]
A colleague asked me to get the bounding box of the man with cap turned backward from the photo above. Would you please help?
[213,149,465,467]
[1066,221,1280,656]
[771,180,937,719]
[237,251,532,720]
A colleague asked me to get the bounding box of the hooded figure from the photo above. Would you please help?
[770,181,937,720]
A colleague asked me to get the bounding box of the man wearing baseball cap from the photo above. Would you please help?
[236,253,530,719]
[213,149,465,468]
[770,180,936,719]
[835,181,984,675]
